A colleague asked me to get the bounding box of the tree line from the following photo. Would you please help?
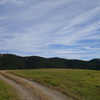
[0,54,100,70]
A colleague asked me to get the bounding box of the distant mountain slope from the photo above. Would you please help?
[0,54,100,70]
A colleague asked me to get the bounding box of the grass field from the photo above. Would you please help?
[8,69,100,100]
[0,79,19,100]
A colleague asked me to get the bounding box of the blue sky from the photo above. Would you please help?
[0,0,100,60]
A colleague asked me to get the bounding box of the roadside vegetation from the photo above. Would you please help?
[8,69,100,100]
[0,79,19,100]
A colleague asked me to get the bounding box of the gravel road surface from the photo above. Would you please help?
[0,71,73,100]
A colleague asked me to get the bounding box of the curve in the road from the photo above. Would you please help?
[0,71,73,100]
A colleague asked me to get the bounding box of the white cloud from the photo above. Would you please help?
[0,0,100,59]
[0,0,28,5]
[53,6,100,45]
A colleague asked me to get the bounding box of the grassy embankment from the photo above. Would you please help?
[8,69,100,100]
[0,79,19,100]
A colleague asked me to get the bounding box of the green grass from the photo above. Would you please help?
[8,69,100,100]
[0,79,19,100]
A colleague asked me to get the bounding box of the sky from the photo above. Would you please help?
[0,0,100,60]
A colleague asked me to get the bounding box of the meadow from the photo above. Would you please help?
[0,78,19,100]
[8,69,100,100]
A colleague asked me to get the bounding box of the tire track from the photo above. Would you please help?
[0,71,73,100]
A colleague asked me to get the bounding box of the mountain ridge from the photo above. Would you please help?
[0,53,100,70]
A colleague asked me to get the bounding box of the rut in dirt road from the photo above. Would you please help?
[0,74,40,100]
[0,71,73,100]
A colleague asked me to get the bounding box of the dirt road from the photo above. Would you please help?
[0,71,72,100]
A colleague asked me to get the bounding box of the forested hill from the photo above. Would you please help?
[0,54,100,70]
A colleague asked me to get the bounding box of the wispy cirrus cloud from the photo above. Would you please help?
[0,0,27,5]
[0,0,100,60]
